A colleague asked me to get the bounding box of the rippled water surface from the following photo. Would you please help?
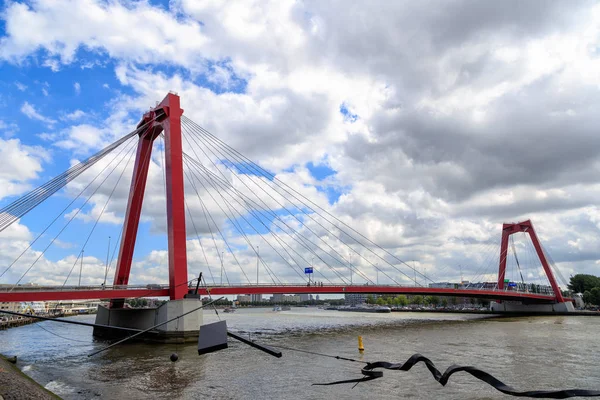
[1,308,599,399]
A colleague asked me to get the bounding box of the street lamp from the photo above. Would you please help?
[220,252,224,285]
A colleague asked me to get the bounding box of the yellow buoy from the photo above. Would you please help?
[358,335,365,352]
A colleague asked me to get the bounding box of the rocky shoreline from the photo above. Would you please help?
[0,355,60,400]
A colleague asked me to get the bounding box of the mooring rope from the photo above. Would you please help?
[313,353,600,398]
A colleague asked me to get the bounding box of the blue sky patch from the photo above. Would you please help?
[339,102,358,123]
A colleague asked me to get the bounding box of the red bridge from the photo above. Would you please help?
[0,94,572,308]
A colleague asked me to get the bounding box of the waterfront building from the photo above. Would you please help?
[0,302,22,314]
[271,293,283,302]
[281,295,300,303]
[251,294,262,302]
[344,293,374,305]
[236,295,252,303]
[297,293,310,301]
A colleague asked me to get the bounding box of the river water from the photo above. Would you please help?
[0,308,599,399]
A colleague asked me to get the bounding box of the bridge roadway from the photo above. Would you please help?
[0,284,561,303]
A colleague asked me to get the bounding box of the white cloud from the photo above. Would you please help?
[74,81,80,94]
[0,138,50,201]
[0,119,19,139]
[20,101,56,125]
[14,81,27,91]
[3,1,600,287]
[0,0,210,70]
[61,109,86,121]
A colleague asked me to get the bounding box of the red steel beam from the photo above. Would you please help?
[159,93,188,301]
[112,131,157,307]
[196,285,560,303]
[0,285,565,303]
[0,289,170,302]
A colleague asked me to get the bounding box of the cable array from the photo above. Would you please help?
[179,116,433,285]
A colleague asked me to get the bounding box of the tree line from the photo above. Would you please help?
[365,294,488,307]
[568,274,600,306]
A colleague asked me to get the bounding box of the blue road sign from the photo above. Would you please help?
[304,267,313,274]
[508,282,517,287]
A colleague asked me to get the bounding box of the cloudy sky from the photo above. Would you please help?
[1,0,599,291]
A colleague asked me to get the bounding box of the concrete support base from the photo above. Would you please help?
[93,298,203,343]
[490,301,575,313]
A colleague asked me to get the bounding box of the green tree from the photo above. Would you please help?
[395,295,408,306]
[411,295,423,305]
[568,274,600,294]
[430,296,440,306]
[591,287,600,306]
[441,299,448,307]
[366,294,375,304]
[376,297,386,306]
[583,290,593,306]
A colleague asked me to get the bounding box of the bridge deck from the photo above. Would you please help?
[0,284,561,303]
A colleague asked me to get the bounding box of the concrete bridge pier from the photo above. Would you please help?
[93,298,203,343]
[490,301,575,313]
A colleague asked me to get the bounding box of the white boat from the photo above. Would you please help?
[272,306,281,312]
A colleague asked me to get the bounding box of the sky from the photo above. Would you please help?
[1,0,600,292]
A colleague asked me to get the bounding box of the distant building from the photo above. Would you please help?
[237,295,252,303]
[298,293,310,301]
[0,302,21,314]
[270,294,302,303]
[344,293,374,306]
[315,295,319,301]
[271,294,283,302]
[251,294,262,302]
[282,295,300,303]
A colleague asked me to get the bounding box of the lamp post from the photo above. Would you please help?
[79,250,84,287]
[103,236,111,287]
[349,252,353,285]
[220,252,224,285]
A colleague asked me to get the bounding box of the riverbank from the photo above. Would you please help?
[0,354,60,399]
[390,308,600,316]
[0,312,71,331]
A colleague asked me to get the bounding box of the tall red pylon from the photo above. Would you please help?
[497,220,565,303]
[111,93,188,307]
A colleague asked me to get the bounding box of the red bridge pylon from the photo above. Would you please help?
[497,219,565,303]
[112,93,188,307]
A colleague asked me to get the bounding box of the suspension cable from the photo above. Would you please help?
[0,119,154,232]
[182,116,433,284]
[182,118,409,285]
[11,137,140,288]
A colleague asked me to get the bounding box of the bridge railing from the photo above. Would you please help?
[0,282,559,298]
[0,284,170,292]
[185,282,558,296]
